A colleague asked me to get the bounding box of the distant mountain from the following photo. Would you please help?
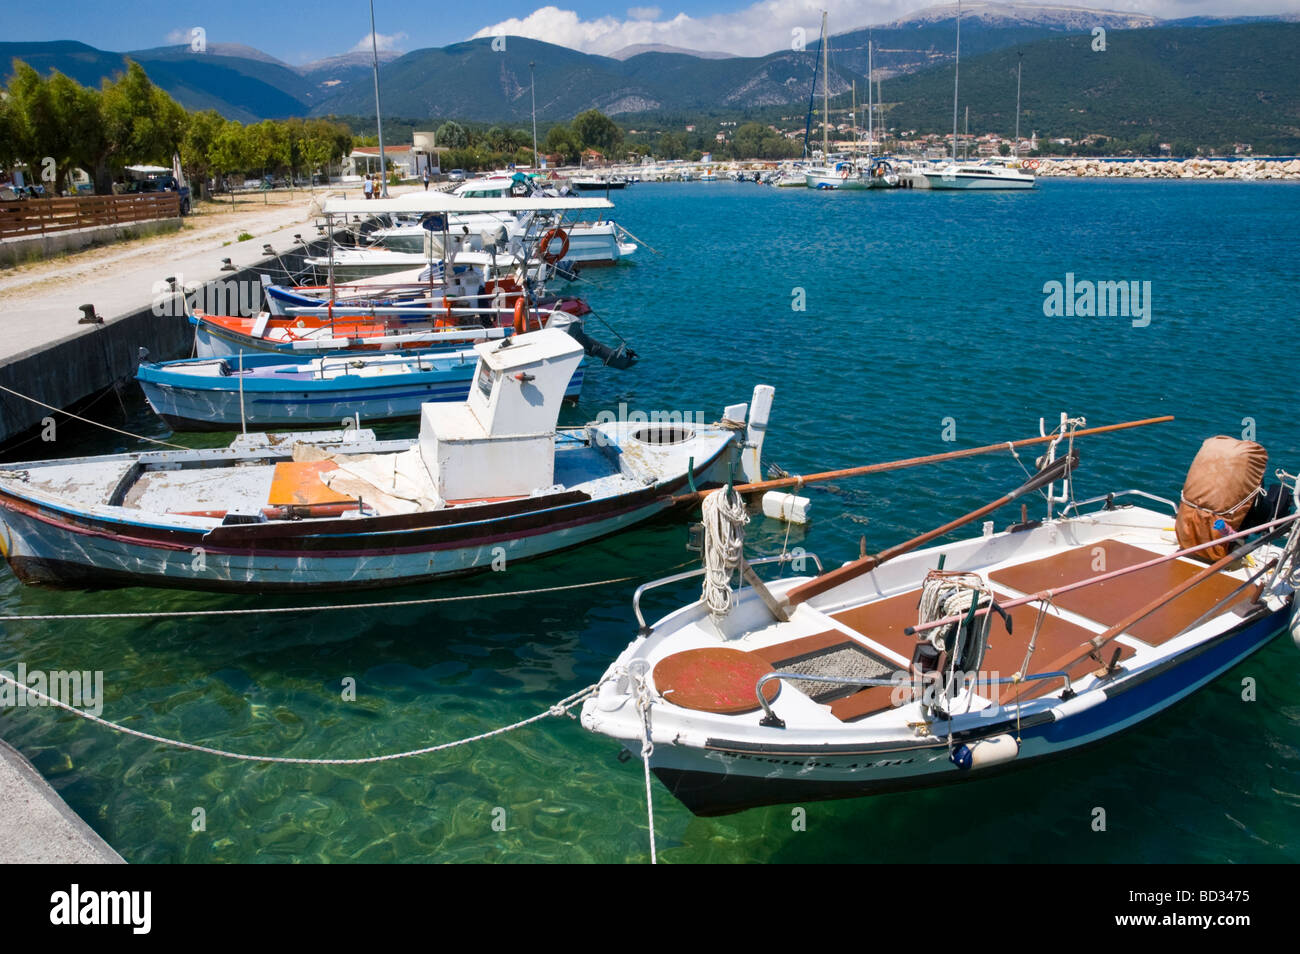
[2,6,1297,142]
[298,50,403,101]
[0,41,313,122]
[607,44,736,61]
[870,22,1300,153]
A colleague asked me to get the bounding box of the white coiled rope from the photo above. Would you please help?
[701,486,749,621]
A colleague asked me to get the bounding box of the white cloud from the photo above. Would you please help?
[164,28,192,45]
[352,31,408,53]
[470,1,1300,58]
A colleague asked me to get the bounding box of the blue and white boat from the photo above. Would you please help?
[583,426,1299,815]
[137,348,584,430]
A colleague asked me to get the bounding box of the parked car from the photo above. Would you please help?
[122,175,191,214]
[448,169,468,181]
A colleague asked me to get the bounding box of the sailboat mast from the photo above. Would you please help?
[952,0,961,162]
[822,10,829,161]
[1015,52,1023,158]
[867,37,873,161]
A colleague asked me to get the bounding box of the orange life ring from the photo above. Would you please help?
[1029,159,1040,170]
[513,298,528,335]
[539,227,570,264]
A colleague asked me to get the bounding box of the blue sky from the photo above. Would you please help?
[9,1,1300,63]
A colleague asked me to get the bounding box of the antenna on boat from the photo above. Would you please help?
[237,349,247,436]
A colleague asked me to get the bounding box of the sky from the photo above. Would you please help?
[8,0,1300,64]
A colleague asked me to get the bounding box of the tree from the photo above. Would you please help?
[543,123,581,164]
[656,131,687,160]
[97,61,187,193]
[208,120,250,203]
[181,109,225,198]
[572,109,622,154]
[436,121,468,149]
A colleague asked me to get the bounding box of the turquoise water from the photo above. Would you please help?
[2,179,1299,862]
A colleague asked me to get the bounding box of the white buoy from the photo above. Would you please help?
[762,491,811,524]
[950,734,1020,770]
[1290,600,1300,651]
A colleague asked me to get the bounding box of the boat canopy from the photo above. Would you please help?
[321,195,614,215]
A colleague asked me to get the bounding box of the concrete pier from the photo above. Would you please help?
[0,739,124,863]
[0,212,323,445]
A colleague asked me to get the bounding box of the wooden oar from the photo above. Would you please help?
[785,451,1079,606]
[1034,545,1257,682]
[673,415,1173,505]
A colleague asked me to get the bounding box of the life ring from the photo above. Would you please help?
[1020,159,1031,169]
[539,227,569,264]
[1029,160,1040,170]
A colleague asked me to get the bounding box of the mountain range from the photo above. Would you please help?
[2,3,1297,150]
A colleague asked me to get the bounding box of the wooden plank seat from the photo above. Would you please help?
[989,539,1252,646]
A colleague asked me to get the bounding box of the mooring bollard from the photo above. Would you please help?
[77,304,102,325]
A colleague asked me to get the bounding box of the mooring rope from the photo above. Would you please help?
[0,672,597,765]
[700,486,749,620]
[0,572,655,622]
[0,383,187,450]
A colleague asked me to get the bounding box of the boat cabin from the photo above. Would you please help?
[419,328,584,501]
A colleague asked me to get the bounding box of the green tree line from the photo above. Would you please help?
[0,58,353,197]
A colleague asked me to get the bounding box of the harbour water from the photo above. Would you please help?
[2,178,1298,862]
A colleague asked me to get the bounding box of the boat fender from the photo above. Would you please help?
[596,678,628,712]
[951,734,1019,770]
[1290,598,1300,651]
[513,299,528,335]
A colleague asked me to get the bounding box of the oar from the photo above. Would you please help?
[1029,522,1291,686]
[785,451,1079,606]
[615,223,663,256]
[672,415,1173,505]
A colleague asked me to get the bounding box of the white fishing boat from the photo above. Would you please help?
[582,419,1299,815]
[0,329,770,592]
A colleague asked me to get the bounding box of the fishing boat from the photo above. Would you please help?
[571,175,628,191]
[0,329,770,592]
[582,418,1299,815]
[189,294,590,358]
[135,346,584,431]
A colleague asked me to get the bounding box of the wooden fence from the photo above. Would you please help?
[0,193,181,241]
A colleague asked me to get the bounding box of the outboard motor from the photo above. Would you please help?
[562,318,638,370]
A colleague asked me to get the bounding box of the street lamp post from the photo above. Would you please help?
[530,61,539,169]
[369,0,388,197]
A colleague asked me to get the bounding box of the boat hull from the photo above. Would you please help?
[642,606,1288,815]
[0,443,726,593]
[137,358,584,430]
[916,172,1035,190]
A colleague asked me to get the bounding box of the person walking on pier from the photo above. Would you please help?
[363,174,374,200]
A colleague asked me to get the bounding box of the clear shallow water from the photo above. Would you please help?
[2,179,1299,862]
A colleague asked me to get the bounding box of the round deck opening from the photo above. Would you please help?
[631,425,696,446]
